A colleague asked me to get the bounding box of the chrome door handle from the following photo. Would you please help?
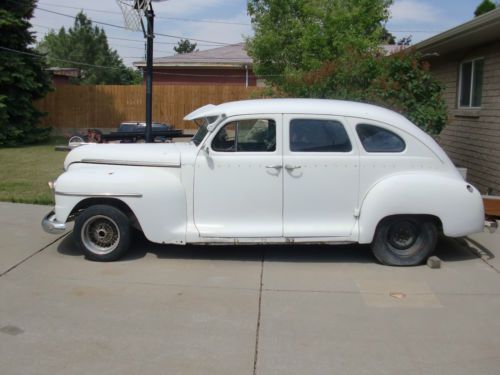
[265,165,283,169]
[284,164,301,170]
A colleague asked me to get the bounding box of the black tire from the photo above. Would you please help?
[371,216,438,266]
[74,205,131,261]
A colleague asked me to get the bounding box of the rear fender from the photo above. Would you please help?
[358,173,484,243]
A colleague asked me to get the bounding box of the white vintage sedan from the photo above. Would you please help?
[42,99,485,265]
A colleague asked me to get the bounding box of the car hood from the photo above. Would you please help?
[64,143,182,170]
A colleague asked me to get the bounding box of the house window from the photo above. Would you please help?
[459,58,484,108]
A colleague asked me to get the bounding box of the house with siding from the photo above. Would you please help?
[414,8,500,195]
[134,43,260,87]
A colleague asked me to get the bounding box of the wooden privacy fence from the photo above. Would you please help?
[36,85,262,131]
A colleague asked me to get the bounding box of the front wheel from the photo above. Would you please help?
[74,205,131,261]
[371,216,438,266]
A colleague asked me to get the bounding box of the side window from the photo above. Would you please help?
[211,119,276,152]
[212,122,236,151]
[356,124,406,153]
[459,58,484,108]
[290,119,352,152]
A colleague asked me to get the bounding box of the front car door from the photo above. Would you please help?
[283,114,359,238]
[194,115,283,238]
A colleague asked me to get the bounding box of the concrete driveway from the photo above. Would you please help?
[1,202,500,375]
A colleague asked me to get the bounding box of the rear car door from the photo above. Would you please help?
[282,114,359,238]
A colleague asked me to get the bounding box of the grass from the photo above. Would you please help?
[0,138,67,205]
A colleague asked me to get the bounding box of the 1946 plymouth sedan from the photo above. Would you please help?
[42,99,485,266]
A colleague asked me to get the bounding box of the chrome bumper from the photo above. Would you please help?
[42,211,66,234]
[484,220,498,233]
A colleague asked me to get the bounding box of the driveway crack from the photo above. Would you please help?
[465,237,500,275]
[252,249,264,375]
[0,232,70,278]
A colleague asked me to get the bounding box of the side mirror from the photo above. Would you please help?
[203,145,210,155]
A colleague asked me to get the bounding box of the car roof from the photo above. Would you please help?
[185,98,451,164]
[192,99,407,124]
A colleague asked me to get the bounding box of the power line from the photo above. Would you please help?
[0,46,281,78]
[0,46,123,70]
[33,5,231,45]
[32,26,248,59]
[31,23,249,61]
[31,23,219,47]
[38,1,251,26]
[34,1,441,34]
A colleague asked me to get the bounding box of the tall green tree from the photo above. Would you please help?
[381,27,395,45]
[37,12,141,84]
[246,0,446,134]
[174,39,198,54]
[474,0,496,16]
[0,0,52,146]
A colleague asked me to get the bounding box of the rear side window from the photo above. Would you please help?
[290,119,352,152]
[356,124,405,152]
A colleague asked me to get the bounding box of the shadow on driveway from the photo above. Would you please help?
[57,231,487,265]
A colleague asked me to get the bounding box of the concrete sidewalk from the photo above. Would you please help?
[1,202,500,375]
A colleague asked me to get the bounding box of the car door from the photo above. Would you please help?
[194,115,283,238]
[283,114,359,238]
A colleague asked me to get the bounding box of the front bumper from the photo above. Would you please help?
[42,210,66,234]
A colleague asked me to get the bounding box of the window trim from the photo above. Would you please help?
[458,57,484,109]
[355,123,406,153]
[288,118,353,153]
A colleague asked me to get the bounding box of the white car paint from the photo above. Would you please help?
[46,99,484,245]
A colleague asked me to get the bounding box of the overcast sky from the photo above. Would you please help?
[31,0,485,67]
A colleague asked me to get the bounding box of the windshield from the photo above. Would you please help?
[192,116,218,146]
[192,122,208,146]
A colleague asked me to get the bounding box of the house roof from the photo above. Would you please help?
[413,7,500,56]
[134,42,252,68]
[46,67,80,77]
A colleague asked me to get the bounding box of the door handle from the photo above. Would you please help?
[265,165,283,169]
[284,164,301,170]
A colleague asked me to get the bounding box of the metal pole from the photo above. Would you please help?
[144,7,154,143]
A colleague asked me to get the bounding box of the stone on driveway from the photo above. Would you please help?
[257,240,500,375]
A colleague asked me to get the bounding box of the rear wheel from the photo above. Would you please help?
[371,216,438,266]
[74,205,131,261]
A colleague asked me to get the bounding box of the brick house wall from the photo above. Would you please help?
[429,40,500,195]
[151,67,257,86]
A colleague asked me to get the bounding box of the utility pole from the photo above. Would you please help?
[144,4,154,143]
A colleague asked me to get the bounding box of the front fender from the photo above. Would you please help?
[55,164,187,244]
[358,173,484,243]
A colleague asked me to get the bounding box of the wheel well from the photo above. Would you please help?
[69,198,141,230]
[376,214,443,233]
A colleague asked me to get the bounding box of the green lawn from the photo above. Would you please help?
[0,139,67,205]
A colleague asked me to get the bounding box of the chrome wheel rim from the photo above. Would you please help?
[81,215,120,255]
